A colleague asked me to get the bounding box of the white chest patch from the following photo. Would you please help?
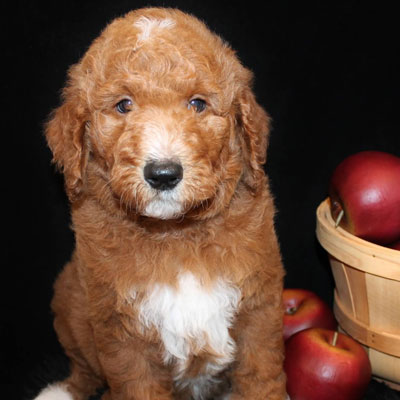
[138,272,241,377]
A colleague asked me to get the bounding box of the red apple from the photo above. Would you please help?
[283,289,337,341]
[329,150,400,245]
[388,240,400,251]
[284,328,371,400]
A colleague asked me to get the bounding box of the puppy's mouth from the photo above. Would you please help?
[111,160,215,221]
[143,192,185,220]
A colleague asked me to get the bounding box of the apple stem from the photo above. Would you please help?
[335,209,344,228]
[332,331,338,347]
[286,307,297,315]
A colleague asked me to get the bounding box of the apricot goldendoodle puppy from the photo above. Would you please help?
[35,7,286,400]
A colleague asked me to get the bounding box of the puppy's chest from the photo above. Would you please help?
[137,272,241,376]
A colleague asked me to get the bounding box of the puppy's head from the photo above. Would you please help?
[46,8,270,220]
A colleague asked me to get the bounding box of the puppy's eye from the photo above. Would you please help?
[188,98,207,113]
[116,98,133,114]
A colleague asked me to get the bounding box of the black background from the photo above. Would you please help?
[3,1,400,399]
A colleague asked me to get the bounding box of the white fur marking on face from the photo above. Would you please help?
[33,383,73,400]
[139,272,241,377]
[140,119,188,219]
[142,120,187,162]
[134,16,175,44]
[144,196,183,220]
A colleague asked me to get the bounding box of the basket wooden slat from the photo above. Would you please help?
[316,198,400,385]
[334,290,400,356]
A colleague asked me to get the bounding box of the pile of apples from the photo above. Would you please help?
[284,150,400,399]
[283,289,371,400]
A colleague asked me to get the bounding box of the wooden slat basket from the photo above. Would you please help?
[316,198,400,387]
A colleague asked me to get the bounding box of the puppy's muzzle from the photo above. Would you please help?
[144,161,183,191]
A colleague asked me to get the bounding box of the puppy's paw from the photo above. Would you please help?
[33,383,72,400]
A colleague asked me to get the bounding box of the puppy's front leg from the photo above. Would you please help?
[95,329,173,400]
[230,292,286,399]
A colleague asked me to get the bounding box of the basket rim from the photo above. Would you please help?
[316,198,400,280]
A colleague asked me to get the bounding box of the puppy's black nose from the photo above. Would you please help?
[144,161,183,191]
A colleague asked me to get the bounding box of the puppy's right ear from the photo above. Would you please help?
[45,65,89,201]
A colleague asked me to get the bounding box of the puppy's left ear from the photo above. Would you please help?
[238,86,271,192]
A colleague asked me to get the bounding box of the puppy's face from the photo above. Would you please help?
[46,8,270,220]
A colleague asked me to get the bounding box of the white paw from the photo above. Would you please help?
[33,383,73,400]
